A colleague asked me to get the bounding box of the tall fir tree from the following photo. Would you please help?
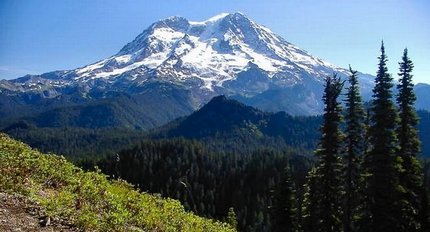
[271,167,300,232]
[343,66,366,232]
[396,48,424,231]
[308,74,345,232]
[361,41,403,231]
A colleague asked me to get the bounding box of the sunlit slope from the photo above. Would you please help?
[0,133,235,232]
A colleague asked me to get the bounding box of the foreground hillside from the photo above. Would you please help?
[0,133,234,232]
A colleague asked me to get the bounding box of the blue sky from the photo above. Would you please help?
[1,0,429,83]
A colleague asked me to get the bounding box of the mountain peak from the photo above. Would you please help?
[225,12,248,20]
[189,13,229,25]
[188,12,248,25]
[204,95,230,107]
[164,15,188,21]
[166,95,266,138]
[201,95,263,117]
[153,15,190,30]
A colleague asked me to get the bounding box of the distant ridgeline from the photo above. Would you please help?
[1,96,322,158]
[2,96,429,159]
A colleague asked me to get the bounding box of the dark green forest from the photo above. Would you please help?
[96,139,312,231]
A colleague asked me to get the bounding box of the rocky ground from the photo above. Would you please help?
[0,192,78,232]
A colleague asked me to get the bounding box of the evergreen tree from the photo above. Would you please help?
[343,66,366,232]
[361,41,403,231]
[271,167,299,232]
[396,48,424,231]
[302,168,319,232]
[226,207,238,230]
[306,74,345,232]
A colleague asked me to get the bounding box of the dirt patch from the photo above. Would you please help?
[0,192,78,232]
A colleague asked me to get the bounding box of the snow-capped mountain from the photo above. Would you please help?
[1,12,376,121]
[72,12,347,88]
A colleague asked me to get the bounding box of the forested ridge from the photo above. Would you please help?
[3,100,430,160]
